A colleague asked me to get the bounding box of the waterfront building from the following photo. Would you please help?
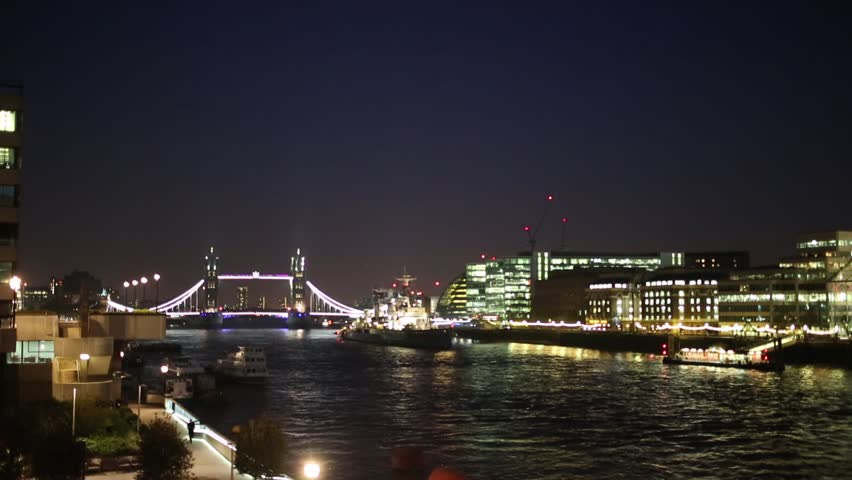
[204,246,219,311]
[718,267,828,332]
[639,269,725,329]
[436,273,467,318]
[237,286,248,310]
[780,231,852,273]
[0,86,22,413]
[257,296,267,310]
[585,273,643,327]
[465,263,487,316]
[535,251,663,281]
[465,255,532,320]
[684,251,750,270]
[718,232,852,333]
[6,312,166,404]
[21,284,50,311]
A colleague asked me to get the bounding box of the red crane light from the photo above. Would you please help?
[434,281,440,287]
[480,254,486,260]
[547,194,554,201]
[392,283,397,288]
[523,225,531,232]
[562,217,568,223]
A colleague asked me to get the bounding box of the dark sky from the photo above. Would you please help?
[6,1,852,305]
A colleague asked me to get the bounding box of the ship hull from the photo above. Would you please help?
[663,356,784,372]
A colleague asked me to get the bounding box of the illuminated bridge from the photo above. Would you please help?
[105,247,363,319]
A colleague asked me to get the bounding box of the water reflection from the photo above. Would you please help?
[163,329,852,480]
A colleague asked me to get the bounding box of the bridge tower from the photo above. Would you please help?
[204,246,219,311]
[290,248,307,313]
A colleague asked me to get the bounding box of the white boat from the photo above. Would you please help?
[214,346,269,384]
[163,357,215,399]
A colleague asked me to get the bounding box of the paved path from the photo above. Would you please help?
[89,404,254,480]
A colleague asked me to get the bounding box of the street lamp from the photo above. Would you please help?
[132,280,139,307]
[153,274,161,311]
[9,275,21,322]
[140,277,148,308]
[160,364,169,398]
[79,353,90,382]
[123,281,130,307]
[304,462,320,479]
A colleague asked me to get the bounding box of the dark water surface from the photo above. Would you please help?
[163,329,852,479]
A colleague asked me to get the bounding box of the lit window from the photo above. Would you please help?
[0,111,15,132]
[0,148,14,169]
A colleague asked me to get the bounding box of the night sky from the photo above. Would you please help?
[6,1,852,305]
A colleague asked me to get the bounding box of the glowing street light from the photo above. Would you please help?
[132,280,139,307]
[304,462,320,479]
[123,281,130,306]
[9,275,21,314]
[79,353,90,382]
[160,364,169,374]
[153,274,161,311]
[141,277,148,308]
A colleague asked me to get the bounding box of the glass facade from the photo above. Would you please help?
[466,257,531,319]
[537,252,662,280]
[6,340,54,364]
[465,263,487,316]
[436,274,467,318]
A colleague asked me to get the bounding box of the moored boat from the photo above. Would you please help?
[663,347,784,372]
[214,346,269,384]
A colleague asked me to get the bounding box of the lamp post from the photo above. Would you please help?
[72,387,77,437]
[137,383,144,435]
[123,281,130,308]
[141,277,148,309]
[160,364,169,398]
[9,275,21,316]
[132,280,139,307]
[153,274,161,311]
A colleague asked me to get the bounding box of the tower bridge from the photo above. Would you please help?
[106,247,362,322]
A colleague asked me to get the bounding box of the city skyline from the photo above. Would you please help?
[6,2,852,302]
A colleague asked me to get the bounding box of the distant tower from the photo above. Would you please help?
[204,246,219,311]
[236,286,248,310]
[290,248,307,313]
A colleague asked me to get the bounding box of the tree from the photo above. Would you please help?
[31,432,86,480]
[0,444,25,480]
[234,417,286,478]
[136,416,194,480]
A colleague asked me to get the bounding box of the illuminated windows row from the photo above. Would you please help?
[0,111,15,132]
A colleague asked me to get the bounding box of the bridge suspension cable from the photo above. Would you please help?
[107,279,205,313]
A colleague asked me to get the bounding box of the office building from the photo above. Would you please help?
[719,232,852,333]
[465,256,532,320]
[0,86,22,412]
[436,273,466,318]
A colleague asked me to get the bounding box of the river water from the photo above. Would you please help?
[160,328,852,479]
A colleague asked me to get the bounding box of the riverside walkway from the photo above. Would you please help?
[89,403,257,480]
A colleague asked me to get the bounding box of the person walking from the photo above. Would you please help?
[187,420,195,443]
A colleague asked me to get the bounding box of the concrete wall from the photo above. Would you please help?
[0,326,14,352]
[53,337,113,377]
[14,312,59,340]
[90,314,166,340]
[53,378,120,402]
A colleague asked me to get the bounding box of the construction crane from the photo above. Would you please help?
[521,194,555,253]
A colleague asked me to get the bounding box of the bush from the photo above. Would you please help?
[136,416,194,480]
[0,445,25,480]
[234,417,286,478]
[31,432,86,480]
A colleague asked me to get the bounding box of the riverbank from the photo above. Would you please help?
[454,328,852,367]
